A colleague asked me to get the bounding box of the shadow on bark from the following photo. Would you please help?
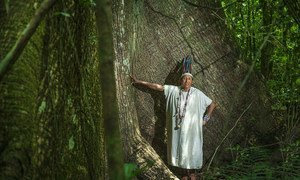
[133,62,186,177]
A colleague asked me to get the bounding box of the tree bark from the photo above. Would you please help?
[0,1,40,178]
[0,0,56,82]
[0,1,106,179]
[32,2,106,178]
[95,0,125,179]
[112,0,274,179]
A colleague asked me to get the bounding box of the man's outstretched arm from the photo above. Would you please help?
[130,75,164,92]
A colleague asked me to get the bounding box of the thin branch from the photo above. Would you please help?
[182,0,245,26]
[182,0,245,12]
[0,0,57,82]
[206,101,254,170]
[238,30,272,92]
[204,51,231,70]
[182,0,217,10]
[283,0,300,25]
[95,0,125,179]
[192,51,232,77]
[145,0,204,71]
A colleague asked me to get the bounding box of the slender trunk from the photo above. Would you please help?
[95,0,125,179]
[260,0,274,80]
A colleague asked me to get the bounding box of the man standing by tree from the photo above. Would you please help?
[130,56,217,180]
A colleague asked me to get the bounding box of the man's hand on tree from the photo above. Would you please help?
[129,75,164,91]
[130,75,139,85]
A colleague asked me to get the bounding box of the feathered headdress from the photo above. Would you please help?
[181,55,193,78]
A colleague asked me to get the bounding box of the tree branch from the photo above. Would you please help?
[182,0,217,10]
[145,0,204,71]
[182,0,245,13]
[0,0,57,82]
[283,0,300,25]
[206,101,253,170]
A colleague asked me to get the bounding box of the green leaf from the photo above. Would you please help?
[33,2,38,9]
[77,165,88,174]
[68,136,75,150]
[296,78,300,87]
[4,0,10,14]
[38,101,46,114]
[124,163,138,180]
[54,12,71,17]
[72,114,78,124]
[60,12,71,17]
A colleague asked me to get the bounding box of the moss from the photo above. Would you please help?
[1,1,106,179]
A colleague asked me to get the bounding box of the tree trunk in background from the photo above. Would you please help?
[0,1,40,178]
[0,1,106,179]
[283,0,300,25]
[95,0,125,179]
[260,0,274,80]
[113,0,275,179]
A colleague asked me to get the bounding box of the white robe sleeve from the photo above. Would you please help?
[163,85,170,97]
[164,85,176,99]
[200,91,212,108]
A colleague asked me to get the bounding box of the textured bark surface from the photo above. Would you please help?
[95,0,125,179]
[0,0,277,179]
[0,1,40,178]
[113,0,274,179]
[0,1,106,179]
[0,0,56,81]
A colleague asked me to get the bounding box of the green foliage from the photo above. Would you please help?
[124,160,155,180]
[124,163,138,180]
[54,12,71,17]
[38,101,46,114]
[205,142,300,179]
[277,141,300,178]
[221,0,299,136]
[68,136,75,150]
[216,1,299,178]
[79,0,96,7]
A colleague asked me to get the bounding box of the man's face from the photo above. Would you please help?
[180,75,193,90]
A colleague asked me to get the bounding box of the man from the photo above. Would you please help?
[130,60,216,180]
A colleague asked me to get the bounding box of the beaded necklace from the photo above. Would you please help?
[174,88,191,130]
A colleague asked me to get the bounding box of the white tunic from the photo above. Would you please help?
[164,85,212,169]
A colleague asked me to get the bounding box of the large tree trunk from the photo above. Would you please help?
[113,0,274,179]
[0,1,41,178]
[0,1,106,178]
